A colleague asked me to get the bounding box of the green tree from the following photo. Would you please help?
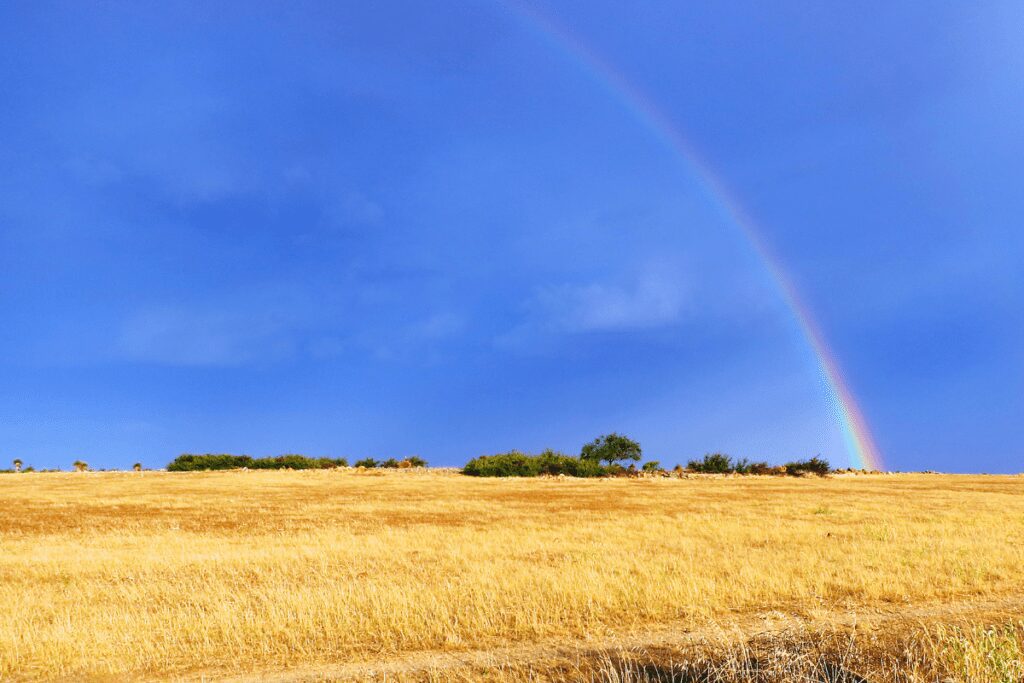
[580,433,642,466]
[354,458,379,468]
[72,460,88,472]
[12,459,22,473]
[641,460,661,473]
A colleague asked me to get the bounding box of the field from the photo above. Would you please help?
[1,470,1023,681]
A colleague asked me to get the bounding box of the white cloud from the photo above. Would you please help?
[535,269,686,333]
[493,265,688,353]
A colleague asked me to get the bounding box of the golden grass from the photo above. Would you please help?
[1,470,1023,680]
[543,620,1024,683]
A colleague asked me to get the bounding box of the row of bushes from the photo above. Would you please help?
[167,454,350,471]
[462,434,832,478]
[687,453,831,476]
[353,457,427,469]
[166,454,429,471]
[463,434,643,477]
[462,451,831,478]
[462,450,610,477]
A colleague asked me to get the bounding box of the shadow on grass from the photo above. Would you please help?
[595,655,872,683]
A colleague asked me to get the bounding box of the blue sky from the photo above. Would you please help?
[1,1,1021,472]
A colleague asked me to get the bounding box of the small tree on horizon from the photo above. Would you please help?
[72,460,88,472]
[133,462,142,472]
[580,433,642,466]
[13,459,22,473]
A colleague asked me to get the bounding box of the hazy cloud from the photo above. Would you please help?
[119,306,298,366]
[535,271,686,333]
[495,266,687,353]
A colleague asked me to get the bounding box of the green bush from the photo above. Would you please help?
[354,458,379,468]
[167,454,347,471]
[248,455,348,470]
[463,449,608,477]
[687,453,735,473]
[746,461,774,475]
[168,454,252,471]
[784,457,832,476]
[641,461,662,472]
[406,456,428,467]
[462,451,541,477]
[731,458,771,474]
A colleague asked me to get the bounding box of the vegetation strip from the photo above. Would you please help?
[207,597,1024,683]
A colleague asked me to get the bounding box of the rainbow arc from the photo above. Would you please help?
[503,2,884,470]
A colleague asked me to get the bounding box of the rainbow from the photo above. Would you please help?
[500,2,884,471]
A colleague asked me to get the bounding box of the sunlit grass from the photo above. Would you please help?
[1,470,1022,679]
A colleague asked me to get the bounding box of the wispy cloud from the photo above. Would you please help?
[535,270,686,333]
[496,265,687,352]
[118,306,298,366]
[117,285,328,367]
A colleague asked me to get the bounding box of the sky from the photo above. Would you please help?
[1,1,1022,472]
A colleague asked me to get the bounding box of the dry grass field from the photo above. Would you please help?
[1,469,1023,681]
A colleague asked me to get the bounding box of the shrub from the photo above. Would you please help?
[249,455,348,470]
[462,449,610,478]
[380,458,401,468]
[641,461,662,473]
[354,458,379,469]
[784,457,832,476]
[167,454,347,471]
[580,433,642,466]
[746,461,774,475]
[406,456,427,467]
[687,453,734,473]
[168,454,253,471]
[606,463,628,477]
[731,458,772,475]
[462,451,540,477]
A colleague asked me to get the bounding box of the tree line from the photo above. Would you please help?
[3,436,834,477]
[461,433,833,477]
[166,454,427,471]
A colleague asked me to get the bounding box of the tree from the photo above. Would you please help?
[12,459,22,473]
[641,461,661,473]
[354,458,379,468]
[133,463,142,472]
[72,460,88,472]
[580,433,642,466]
